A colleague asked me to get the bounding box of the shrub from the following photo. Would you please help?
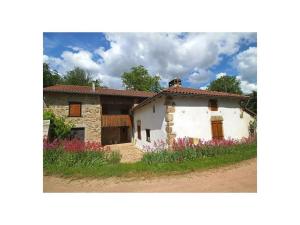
[141,137,256,164]
[43,138,61,150]
[43,138,121,169]
[43,138,105,152]
[106,151,122,164]
[249,117,257,136]
[44,150,108,168]
[43,148,64,167]
[62,139,86,152]
[43,110,74,140]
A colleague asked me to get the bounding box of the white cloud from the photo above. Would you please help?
[98,33,255,81]
[235,47,257,83]
[200,85,208,90]
[44,32,256,89]
[216,72,226,79]
[188,68,212,84]
[236,76,257,94]
[43,50,100,74]
[60,50,100,73]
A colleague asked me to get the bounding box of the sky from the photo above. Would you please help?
[43,32,257,93]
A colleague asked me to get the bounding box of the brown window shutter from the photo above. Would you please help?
[217,122,224,139]
[212,122,218,139]
[212,121,223,139]
[69,103,81,117]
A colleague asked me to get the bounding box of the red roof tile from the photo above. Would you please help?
[133,86,248,110]
[164,86,248,98]
[43,85,155,98]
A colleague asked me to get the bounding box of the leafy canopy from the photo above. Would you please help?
[43,110,74,140]
[207,75,242,94]
[121,65,162,92]
[43,63,62,87]
[241,91,257,114]
[62,67,102,87]
[43,63,103,87]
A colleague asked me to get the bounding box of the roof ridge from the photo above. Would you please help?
[43,84,155,97]
[45,84,155,94]
[163,86,245,96]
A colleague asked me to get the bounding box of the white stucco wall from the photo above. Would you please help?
[172,96,253,140]
[133,97,167,150]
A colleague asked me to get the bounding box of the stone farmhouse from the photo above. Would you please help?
[43,79,254,150]
[43,84,154,145]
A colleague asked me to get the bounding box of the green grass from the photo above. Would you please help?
[44,143,257,178]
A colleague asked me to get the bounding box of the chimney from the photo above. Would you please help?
[92,82,95,92]
[168,78,182,88]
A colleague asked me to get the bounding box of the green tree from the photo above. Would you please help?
[241,90,257,114]
[43,63,62,87]
[121,65,162,92]
[63,67,102,87]
[43,110,74,140]
[207,75,242,94]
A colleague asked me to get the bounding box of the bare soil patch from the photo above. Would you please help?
[44,158,256,192]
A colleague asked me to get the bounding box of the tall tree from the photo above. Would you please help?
[43,63,62,87]
[241,90,257,114]
[63,67,102,87]
[207,75,242,94]
[121,65,162,92]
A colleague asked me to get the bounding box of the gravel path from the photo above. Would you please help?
[43,158,257,192]
[107,143,144,163]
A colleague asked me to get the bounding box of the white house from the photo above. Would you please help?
[133,79,254,150]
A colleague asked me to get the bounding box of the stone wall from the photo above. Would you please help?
[43,93,102,142]
[164,95,176,148]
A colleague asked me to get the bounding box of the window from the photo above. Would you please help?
[137,120,141,140]
[146,129,150,142]
[209,99,218,111]
[153,104,155,113]
[69,102,81,117]
[70,128,85,141]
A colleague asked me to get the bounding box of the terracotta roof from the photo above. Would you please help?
[43,85,155,98]
[164,86,248,98]
[133,86,249,111]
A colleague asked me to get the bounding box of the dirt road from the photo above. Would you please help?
[43,158,257,192]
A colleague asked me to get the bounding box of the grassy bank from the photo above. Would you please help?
[44,143,257,178]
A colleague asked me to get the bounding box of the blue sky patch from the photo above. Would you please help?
[43,32,257,93]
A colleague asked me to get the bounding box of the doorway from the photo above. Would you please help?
[101,127,130,145]
[120,126,129,143]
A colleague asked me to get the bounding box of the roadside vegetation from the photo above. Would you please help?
[43,137,257,178]
[43,110,73,140]
[43,138,121,167]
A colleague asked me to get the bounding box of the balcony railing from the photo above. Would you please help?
[101,114,132,127]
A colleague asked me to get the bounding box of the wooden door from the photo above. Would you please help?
[120,127,128,143]
[211,121,224,140]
